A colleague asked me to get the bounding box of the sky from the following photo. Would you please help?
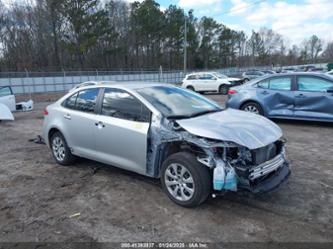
[3,0,333,46]
[149,0,333,46]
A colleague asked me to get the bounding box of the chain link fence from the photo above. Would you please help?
[0,70,185,94]
[1,63,327,95]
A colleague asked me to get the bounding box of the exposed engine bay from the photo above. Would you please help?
[146,112,290,194]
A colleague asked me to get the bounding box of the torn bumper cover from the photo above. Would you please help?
[247,161,290,193]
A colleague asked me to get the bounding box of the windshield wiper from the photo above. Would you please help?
[166,114,191,120]
[189,109,222,118]
[167,109,222,120]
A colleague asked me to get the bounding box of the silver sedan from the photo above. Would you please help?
[42,83,290,207]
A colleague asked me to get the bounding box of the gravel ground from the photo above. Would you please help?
[0,92,332,243]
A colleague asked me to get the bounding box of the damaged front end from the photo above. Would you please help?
[147,112,290,194]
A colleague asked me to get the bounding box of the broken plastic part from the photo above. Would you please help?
[16,100,33,112]
[0,103,14,121]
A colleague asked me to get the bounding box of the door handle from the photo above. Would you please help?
[261,90,269,95]
[296,93,306,98]
[95,121,105,128]
[64,113,71,120]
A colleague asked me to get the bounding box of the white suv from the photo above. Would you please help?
[181,72,242,94]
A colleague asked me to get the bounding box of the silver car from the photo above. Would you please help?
[42,83,290,207]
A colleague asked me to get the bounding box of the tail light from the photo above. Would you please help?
[228,89,238,95]
[43,108,49,116]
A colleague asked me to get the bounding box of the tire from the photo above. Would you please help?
[241,102,264,115]
[186,86,195,91]
[219,85,229,95]
[161,152,211,207]
[50,131,76,166]
[243,78,250,82]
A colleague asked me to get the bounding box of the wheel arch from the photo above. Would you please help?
[156,141,207,178]
[240,100,266,115]
[186,85,195,90]
[48,127,65,147]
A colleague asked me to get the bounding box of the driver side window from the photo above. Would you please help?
[101,88,151,122]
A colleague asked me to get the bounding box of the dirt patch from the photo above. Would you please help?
[0,93,332,242]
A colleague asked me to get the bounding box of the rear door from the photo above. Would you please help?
[294,75,333,120]
[198,73,218,91]
[256,76,294,117]
[0,86,16,111]
[61,88,100,159]
[94,88,151,175]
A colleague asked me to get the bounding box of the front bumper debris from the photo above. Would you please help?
[249,162,290,193]
[249,152,285,180]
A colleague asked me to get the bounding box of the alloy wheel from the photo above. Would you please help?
[244,105,259,114]
[52,136,66,162]
[164,163,195,201]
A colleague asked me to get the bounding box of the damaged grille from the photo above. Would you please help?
[251,143,278,165]
[249,152,285,180]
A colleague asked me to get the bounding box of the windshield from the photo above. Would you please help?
[137,86,222,119]
[213,73,228,79]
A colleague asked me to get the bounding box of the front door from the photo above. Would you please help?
[94,88,151,175]
[0,86,16,111]
[294,75,333,120]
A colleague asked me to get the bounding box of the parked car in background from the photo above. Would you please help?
[0,86,33,112]
[69,81,116,92]
[181,72,243,95]
[261,70,276,75]
[227,73,333,122]
[242,70,266,82]
[0,86,16,112]
[43,83,290,207]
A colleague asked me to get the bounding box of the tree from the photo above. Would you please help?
[302,35,323,63]
[60,0,110,69]
[198,17,220,68]
[323,42,333,61]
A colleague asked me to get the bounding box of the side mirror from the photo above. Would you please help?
[327,87,333,93]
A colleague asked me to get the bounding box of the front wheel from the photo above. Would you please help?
[161,152,211,207]
[241,102,264,115]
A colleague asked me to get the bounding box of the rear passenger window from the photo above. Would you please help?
[63,93,78,109]
[187,75,197,80]
[102,88,150,122]
[63,88,99,113]
[199,74,215,80]
[269,77,291,90]
[75,89,100,112]
[257,80,269,89]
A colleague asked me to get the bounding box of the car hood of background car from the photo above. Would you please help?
[176,109,282,150]
[227,77,241,81]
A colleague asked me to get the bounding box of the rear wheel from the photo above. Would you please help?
[161,152,211,207]
[186,86,195,91]
[50,132,76,166]
[241,102,264,115]
[219,85,229,95]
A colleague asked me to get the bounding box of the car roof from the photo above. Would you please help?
[247,72,333,83]
[186,72,218,76]
[75,81,172,91]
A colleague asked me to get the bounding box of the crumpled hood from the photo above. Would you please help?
[176,109,282,149]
